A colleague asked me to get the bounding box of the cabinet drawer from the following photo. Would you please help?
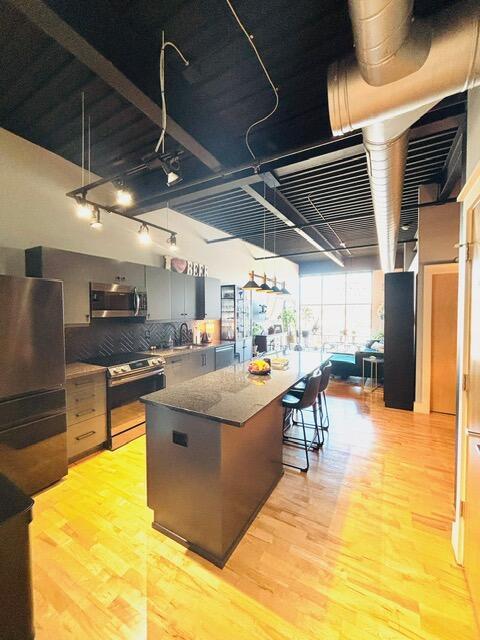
[66,374,106,426]
[67,414,107,460]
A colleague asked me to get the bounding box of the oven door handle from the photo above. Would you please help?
[108,368,164,387]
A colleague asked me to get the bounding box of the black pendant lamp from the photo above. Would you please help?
[280,281,290,295]
[257,274,273,293]
[242,270,259,290]
[270,276,281,294]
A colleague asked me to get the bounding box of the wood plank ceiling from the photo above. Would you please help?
[1,0,466,264]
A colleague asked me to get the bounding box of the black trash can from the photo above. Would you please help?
[0,474,35,640]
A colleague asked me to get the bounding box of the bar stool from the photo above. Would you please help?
[291,362,332,430]
[282,369,323,472]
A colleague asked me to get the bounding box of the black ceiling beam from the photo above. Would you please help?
[8,0,222,172]
[438,118,466,201]
[206,198,456,244]
[254,239,417,260]
[241,182,344,268]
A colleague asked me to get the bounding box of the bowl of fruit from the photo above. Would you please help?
[248,358,271,376]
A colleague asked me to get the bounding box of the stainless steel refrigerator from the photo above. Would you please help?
[0,275,67,495]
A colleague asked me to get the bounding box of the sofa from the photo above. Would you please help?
[329,347,384,380]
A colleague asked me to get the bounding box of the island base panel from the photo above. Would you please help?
[146,401,284,566]
[152,472,283,568]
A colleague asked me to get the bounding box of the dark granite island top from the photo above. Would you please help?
[141,350,331,568]
[141,350,331,426]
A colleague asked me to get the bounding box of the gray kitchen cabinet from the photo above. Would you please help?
[164,348,215,387]
[191,348,215,377]
[196,277,221,320]
[26,247,91,325]
[170,271,197,320]
[145,266,171,320]
[66,372,107,461]
[25,246,148,325]
[89,256,145,287]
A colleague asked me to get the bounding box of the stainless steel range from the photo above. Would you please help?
[83,352,165,450]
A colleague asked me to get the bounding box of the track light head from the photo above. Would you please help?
[75,197,92,219]
[161,158,182,187]
[116,187,133,207]
[167,233,178,251]
[90,207,103,230]
[138,222,151,245]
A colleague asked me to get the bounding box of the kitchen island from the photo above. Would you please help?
[141,350,331,567]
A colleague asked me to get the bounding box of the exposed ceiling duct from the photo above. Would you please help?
[328,0,480,272]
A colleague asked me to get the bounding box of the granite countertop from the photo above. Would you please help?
[143,341,234,360]
[141,350,331,427]
[65,362,107,380]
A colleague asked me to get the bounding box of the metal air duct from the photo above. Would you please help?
[328,0,480,272]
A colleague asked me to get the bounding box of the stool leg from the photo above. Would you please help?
[299,410,309,472]
[322,391,330,430]
[313,399,324,448]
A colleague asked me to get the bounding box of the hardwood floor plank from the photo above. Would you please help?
[30,380,478,639]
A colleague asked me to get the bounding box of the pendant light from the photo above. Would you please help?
[257,273,273,293]
[270,276,281,294]
[242,270,259,290]
[280,281,290,296]
[257,190,273,293]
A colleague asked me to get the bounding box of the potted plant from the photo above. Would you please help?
[281,308,297,345]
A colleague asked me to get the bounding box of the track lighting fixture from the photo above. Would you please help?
[116,186,133,207]
[138,222,151,245]
[161,158,182,187]
[90,207,103,230]
[75,197,92,219]
[167,233,178,251]
[242,271,259,290]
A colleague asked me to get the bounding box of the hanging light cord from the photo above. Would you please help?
[307,194,352,256]
[225,0,279,160]
[155,31,189,154]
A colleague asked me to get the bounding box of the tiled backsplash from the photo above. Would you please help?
[65,320,188,363]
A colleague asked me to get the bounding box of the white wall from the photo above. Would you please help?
[0,128,298,295]
[414,183,460,411]
[452,86,480,562]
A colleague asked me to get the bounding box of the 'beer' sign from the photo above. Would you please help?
[165,256,209,277]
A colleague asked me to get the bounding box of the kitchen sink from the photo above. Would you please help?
[172,345,200,351]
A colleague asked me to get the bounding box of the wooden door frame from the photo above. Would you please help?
[415,263,459,415]
[452,161,480,564]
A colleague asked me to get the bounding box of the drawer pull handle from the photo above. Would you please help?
[75,394,95,402]
[75,408,96,417]
[76,430,96,441]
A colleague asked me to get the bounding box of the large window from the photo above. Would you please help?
[300,272,372,350]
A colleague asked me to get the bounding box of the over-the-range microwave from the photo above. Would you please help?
[90,282,148,319]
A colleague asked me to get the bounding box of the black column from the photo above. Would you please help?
[384,272,415,410]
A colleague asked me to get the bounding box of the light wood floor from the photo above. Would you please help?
[31,381,478,640]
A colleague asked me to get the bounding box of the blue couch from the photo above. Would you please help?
[330,348,384,379]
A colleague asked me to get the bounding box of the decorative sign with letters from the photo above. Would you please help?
[165,255,209,277]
